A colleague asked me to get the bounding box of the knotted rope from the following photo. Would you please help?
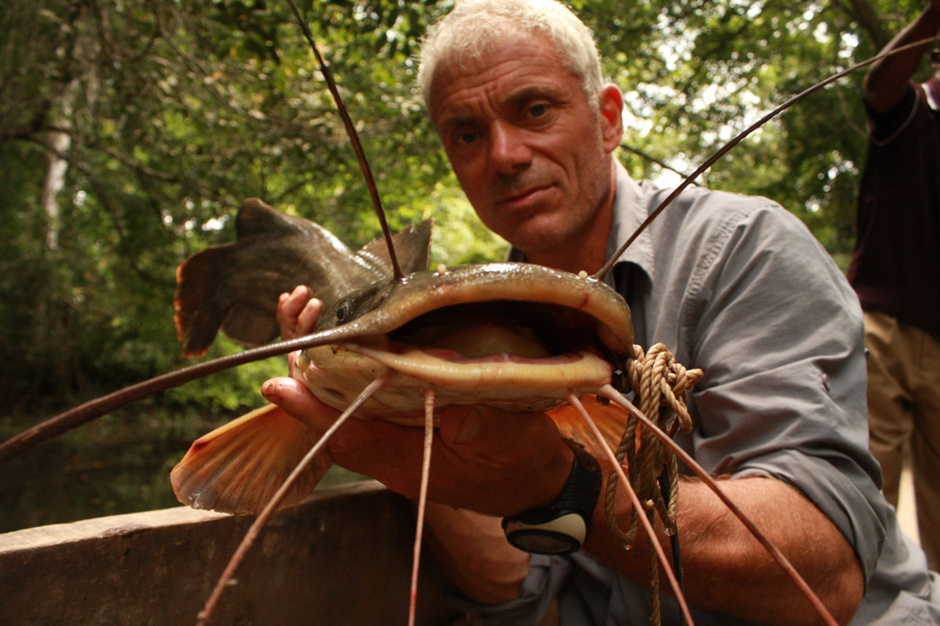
[604,343,703,624]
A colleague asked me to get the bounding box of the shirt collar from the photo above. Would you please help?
[603,161,656,289]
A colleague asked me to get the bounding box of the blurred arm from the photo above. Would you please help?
[865,3,940,113]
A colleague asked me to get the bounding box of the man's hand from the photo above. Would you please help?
[260,374,572,518]
[270,281,549,605]
[276,285,322,339]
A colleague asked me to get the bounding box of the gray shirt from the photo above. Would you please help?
[467,162,939,625]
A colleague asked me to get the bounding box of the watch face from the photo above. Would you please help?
[503,512,588,554]
[506,528,581,555]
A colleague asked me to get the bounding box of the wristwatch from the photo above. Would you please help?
[502,439,602,555]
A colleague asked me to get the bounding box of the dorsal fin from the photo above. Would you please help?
[358,218,433,275]
[235,197,328,239]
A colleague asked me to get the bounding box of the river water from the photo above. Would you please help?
[0,407,363,534]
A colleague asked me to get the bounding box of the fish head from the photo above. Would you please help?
[294,262,634,422]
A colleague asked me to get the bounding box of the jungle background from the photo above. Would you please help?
[0,0,934,532]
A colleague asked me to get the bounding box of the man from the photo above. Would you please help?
[847,1,940,572]
[267,0,940,623]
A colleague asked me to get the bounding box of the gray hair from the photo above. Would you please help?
[417,0,604,110]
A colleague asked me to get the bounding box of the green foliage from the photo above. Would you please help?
[0,0,456,414]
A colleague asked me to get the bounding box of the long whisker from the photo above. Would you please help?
[596,385,838,626]
[196,373,390,626]
[408,388,436,626]
[0,332,355,463]
[284,0,403,280]
[567,393,694,625]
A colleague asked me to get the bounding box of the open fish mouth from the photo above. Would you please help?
[294,262,634,419]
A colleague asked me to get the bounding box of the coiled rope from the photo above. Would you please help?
[605,343,703,624]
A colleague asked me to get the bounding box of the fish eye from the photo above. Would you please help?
[335,304,348,323]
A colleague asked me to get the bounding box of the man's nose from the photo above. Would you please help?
[489,122,532,173]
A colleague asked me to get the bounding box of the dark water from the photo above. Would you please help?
[0,407,364,534]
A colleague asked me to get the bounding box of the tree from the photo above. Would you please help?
[581,0,928,263]
[0,0,490,411]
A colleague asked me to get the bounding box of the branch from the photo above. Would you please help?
[841,0,890,49]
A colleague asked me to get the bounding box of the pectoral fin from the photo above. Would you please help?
[547,394,630,459]
[170,404,331,515]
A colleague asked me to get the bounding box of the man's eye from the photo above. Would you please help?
[458,131,478,145]
[529,103,548,118]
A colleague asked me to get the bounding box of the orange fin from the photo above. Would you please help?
[170,404,331,515]
[548,394,629,459]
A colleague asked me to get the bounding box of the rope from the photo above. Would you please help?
[603,343,703,626]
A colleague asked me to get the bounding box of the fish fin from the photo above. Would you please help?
[220,302,280,348]
[174,244,233,357]
[174,241,286,357]
[175,199,332,356]
[235,197,312,237]
[173,199,337,356]
[547,394,629,459]
[235,198,288,236]
[170,404,331,515]
[358,218,433,274]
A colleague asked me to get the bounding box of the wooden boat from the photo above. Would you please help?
[0,481,459,625]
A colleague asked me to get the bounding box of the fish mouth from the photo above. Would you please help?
[391,301,603,359]
[295,263,634,419]
[351,300,615,395]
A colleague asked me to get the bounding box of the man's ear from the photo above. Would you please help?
[598,84,624,152]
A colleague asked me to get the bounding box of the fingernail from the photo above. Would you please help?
[261,380,279,402]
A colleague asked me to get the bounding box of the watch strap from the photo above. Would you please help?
[502,438,602,554]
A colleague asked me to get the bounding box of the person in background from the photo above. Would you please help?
[847,1,940,572]
[271,0,940,623]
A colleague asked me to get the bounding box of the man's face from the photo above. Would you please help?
[427,31,622,259]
